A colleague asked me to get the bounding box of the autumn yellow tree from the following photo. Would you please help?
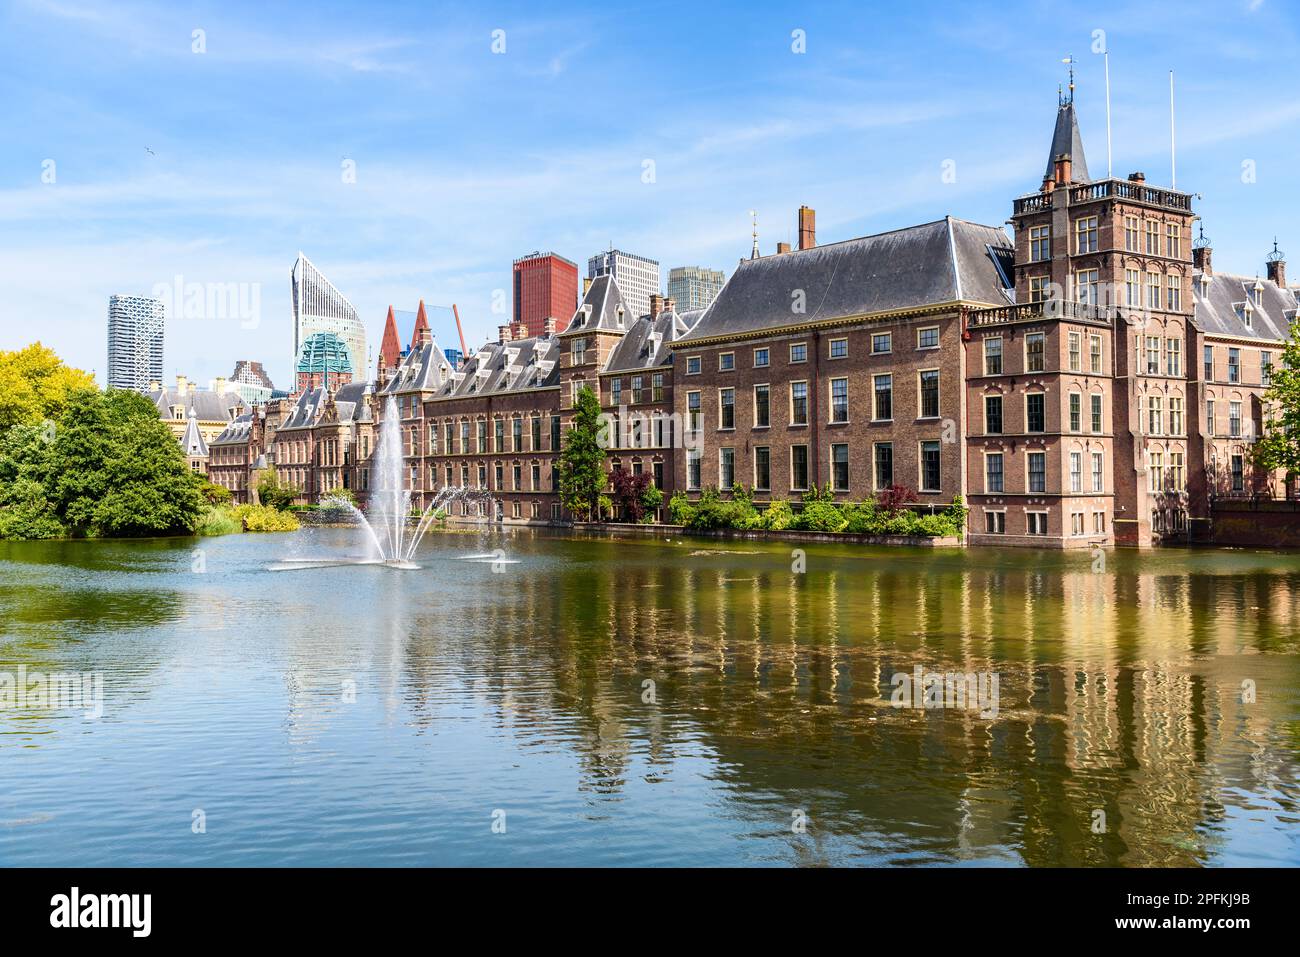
[0,343,97,432]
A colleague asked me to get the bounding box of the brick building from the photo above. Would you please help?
[513,252,580,340]
[201,97,1296,546]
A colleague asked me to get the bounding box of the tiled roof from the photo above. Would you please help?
[179,410,208,457]
[432,335,561,400]
[1192,271,1296,342]
[678,217,1013,343]
[380,341,454,395]
[149,387,246,422]
[211,412,255,446]
[604,309,699,372]
[562,274,632,335]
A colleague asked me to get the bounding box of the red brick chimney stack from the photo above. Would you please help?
[649,294,663,318]
[798,206,816,250]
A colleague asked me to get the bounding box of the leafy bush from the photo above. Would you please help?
[200,482,232,505]
[255,470,300,511]
[794,499,848,532]
[195,505,240,536]
[668,492,695,526]
[876,484,919,511]
[232,503,300,532]
[760,500,794,530]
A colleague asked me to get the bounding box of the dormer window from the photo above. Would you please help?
[616,305,625,328]
[171,406,183,419]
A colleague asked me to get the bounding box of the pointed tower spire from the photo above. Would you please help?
[378,305,403,375]
[749,209,760,259]
[1044,97,1090,184]
[412,299,432,348]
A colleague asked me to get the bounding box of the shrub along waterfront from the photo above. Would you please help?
[668,484,967,539]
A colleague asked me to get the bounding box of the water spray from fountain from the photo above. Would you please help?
[311,395,496,569]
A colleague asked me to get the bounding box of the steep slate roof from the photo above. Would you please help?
[380,341,454,395]
[604,309,699,372]
[330,381,373,423]
[433,334,561,400]
[149,387,246,422]
[563,274,632,335]
[1045,101,1089,182]
[211,412,255,447]
[1192,271,1296,342]
[179,410,208,457]
[679,217,1013,343]
[279,388,328,431]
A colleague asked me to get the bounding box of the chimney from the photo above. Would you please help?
[649,293,663,318]
[148,380,159,393]
[582,277,593,297]
[176,374,188,396]
[543,316,557,336]
[797,205,816,250]
[498,324,512,344]
[1053,155,1071,186]
[214,376,228,395]
[663,296,676,314]
[776,241,792,254]
[1193,244,1213,275]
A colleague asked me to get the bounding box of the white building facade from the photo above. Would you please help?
[587,249,660,320]
[106,294,165,392]
[291,253,365,382]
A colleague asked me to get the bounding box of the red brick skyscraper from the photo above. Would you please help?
[513,251,579,338]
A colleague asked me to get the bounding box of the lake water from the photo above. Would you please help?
[1,528,1297,867]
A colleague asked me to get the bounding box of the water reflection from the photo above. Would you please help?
[0,530,1296,866]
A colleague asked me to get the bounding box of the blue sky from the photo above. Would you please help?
[1,0,1297,388]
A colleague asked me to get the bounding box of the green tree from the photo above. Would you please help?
[0,422,64,539]
[0,343,96,433]
[256,469,301,510]
[1251,324,1300,480]
[556,386,607,521]
[42,389,206,537]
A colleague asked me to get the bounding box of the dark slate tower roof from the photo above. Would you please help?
[1044,101,1089,182]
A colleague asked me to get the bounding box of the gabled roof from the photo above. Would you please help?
[211,412,255,446]
[678,217,1013,343]
[279,388,328,431]
[179,410,208,457]
[432,335,561,400]
[1045,101,1089,183]
[378,306,405,372]
[604,309,700,373]
[149,387,246,422]
[562,274,632,335]
[1192,270,1295,342]
[379,340,454,395]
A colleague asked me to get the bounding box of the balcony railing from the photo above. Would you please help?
[966,299,1114,329]
[1013,178,1192,216]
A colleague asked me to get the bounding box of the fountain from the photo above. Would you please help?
[273,395,497,571]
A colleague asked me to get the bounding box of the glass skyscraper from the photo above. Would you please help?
[292,253,366,383]
[106,294,165,392]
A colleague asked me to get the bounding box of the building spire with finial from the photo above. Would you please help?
[749,209,759,259]
[1267,236,1285,263]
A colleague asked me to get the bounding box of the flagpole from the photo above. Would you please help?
[1104,51,1113,178]
[1169,70,1177,189]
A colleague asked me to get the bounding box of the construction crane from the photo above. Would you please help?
[450,303,468,359]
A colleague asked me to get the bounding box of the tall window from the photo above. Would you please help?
[1091,451,1104,492]
[1148,395,1163,435]
[791,446,809,490]
[874,443,893,490]
[1146,272,1161,310]
[512,418,523,452]
[1030,225,1051,261]
[1069,451,1082,492]
[687,391,701,431]
[985,452,1004,493]
[1028,452,1046,492]
[1068,332,1081,371]
[1228,348,1240,383]
[985,394,1003,434]
[1026,393,1045,432]
[1026,333,1045,372]
[1091,393,1104,433]
[831,444,849,491]
[984,337,1002,375]
[1075,216,1098,253]
[719,447,735,488]
[1077,269,1100,304]
[830,378,848,423]
[687,449,701,490]
[1146,336,1161,376]
[1149,451,1163,492]
[1169,397,1184,435]
[1231,454,1244,492]
[920,441,941,492]
[919,370,940,418]
[1126,269,1141,306]
[611,379,622,406]
[1167,275,1181,311]
[1069,393,1081,432]
[1166,223,1181,258]
[754,384,770,427]
[1170,452,1185,491]
[1204,345,1214,381]
[1090,335,1103,373]
[1206,399,1216,436]
[1263,352,1273,387]
[754,447,771,490]
[719,388,735,429]
[791,382,808,425]
[1166,337,1182,376]
[1125,216,1139,251]
[873,374,893,421]
[1145,221,1160,255]
[1229,401,1242,438]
